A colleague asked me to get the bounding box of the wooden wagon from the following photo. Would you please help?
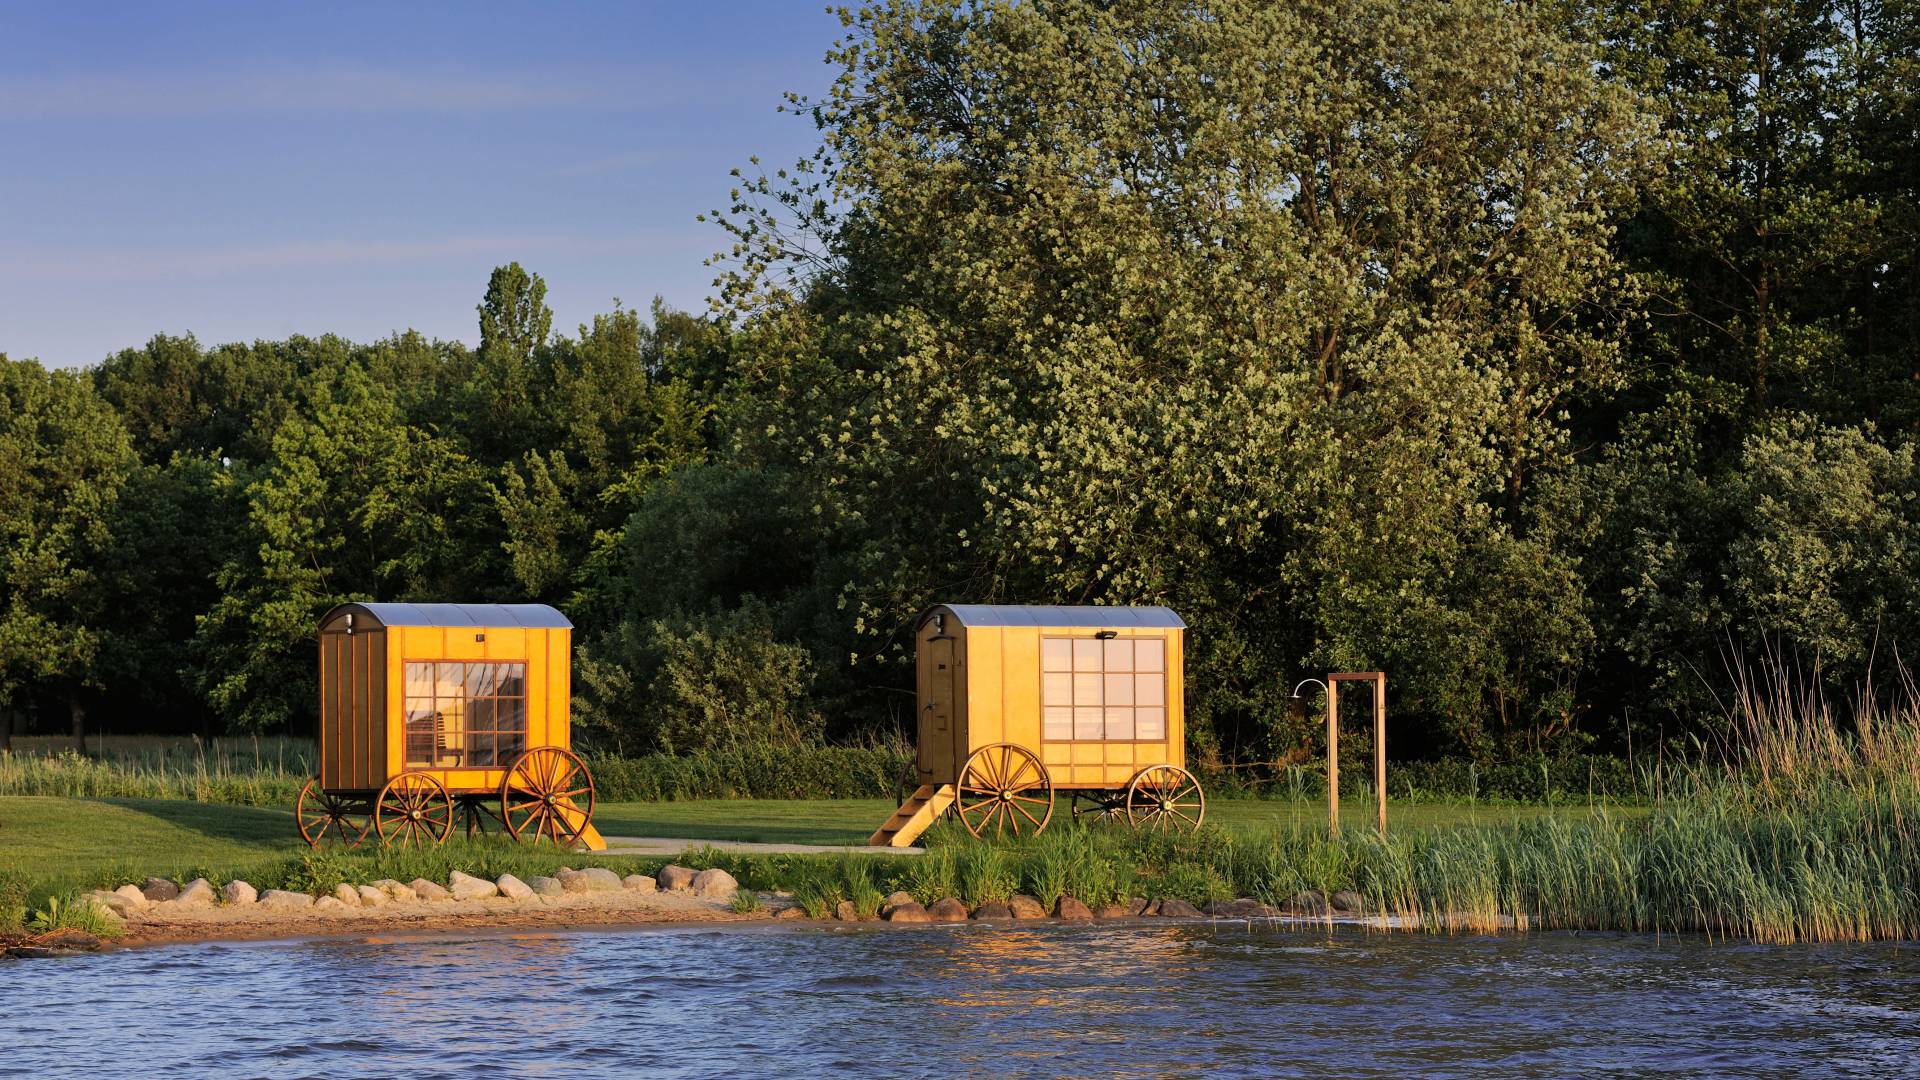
[295,602,605,850]
[870,605,1202,846]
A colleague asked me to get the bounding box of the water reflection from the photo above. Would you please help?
[2,923,1918,1078]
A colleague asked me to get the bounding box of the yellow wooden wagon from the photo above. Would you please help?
[870,604,1202,846]
[294,602,605,851]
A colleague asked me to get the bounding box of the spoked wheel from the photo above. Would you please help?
[500,746,596,847]
[1125,764,1206,832]
[296,777,369,848]
[373,772,455,848]
[460,796,505,839]
[1071,790,1128,824]
[954,743,1054,839]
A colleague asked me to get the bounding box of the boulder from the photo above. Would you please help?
[1008,894,1048,919]
[885,901,931,923]
[314,896,348,912]
[620,874,656,894]
[448,871,497,901]
[1136,899,1162,917]
[496,874,534,901]
[81,890,134,918]
[173,878,216,907]
[529,876,565,898]
[1091,902,1133,919]
[1158,898,1203,918]
[880,890,915,916]
[356,885,389,908]
[834,900,861,922]
[972,901,1014,920]
[372,879,417,903]
[658,865,697,892]
[1056,896,1094,920]
[1330,890,1365,914]
[410,879,452,903]
[140,877,180,903]
[556,867,622,893]
[257,889,315,910]
[1285,890,1329,916]
[774,904,807,920]
[1206,898,1279,918]
[332,883,362,907]
[927,897,970,922]
[113,884,150,910]
[692,868,739,900]
[221,881,258,906]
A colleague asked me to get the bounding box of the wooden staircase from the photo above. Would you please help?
[868,784,954,847]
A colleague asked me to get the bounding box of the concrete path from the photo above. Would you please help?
[599,836,925,857]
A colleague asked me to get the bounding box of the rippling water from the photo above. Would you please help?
[5,921,1919,1077]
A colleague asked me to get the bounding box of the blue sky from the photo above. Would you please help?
[0,2,844,367]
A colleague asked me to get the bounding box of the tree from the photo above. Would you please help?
[464,263,554,461]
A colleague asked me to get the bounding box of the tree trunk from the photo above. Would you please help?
[0,705,12,754]
[68,691,88,756]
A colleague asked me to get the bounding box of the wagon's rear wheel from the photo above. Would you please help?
[500,746,596,847]
[296,777,369,848]
[373,772,455,848]
[955,743,1054,839]
[1125,764,1206,832]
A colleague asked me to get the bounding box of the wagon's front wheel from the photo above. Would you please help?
[373,772,455,848]
[500,746,595,847]
[955,743,1054,839]
[1124,764,1206,832]
[296,777,368,848]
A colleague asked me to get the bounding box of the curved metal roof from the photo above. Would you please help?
[926,604,1185,629]
[323,602,573,629]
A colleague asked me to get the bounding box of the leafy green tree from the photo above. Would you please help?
[463,263,554,461]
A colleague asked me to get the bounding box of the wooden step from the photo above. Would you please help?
[867,783,954,847]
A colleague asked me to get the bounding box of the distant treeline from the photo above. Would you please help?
[2,0,1917,767]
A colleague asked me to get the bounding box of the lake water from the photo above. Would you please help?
[5,921,1919,1077]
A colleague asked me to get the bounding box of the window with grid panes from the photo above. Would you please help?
[403,661,528,768]
[1040,636,1166,741]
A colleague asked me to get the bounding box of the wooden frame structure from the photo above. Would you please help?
[1326,672,1387,835]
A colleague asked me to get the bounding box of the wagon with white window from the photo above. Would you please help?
[294,602,604,850]
[869,605,1202,846]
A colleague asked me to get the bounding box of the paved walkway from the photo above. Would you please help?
[599,836,925,856]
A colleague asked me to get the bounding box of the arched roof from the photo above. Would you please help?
[321,602,572,630]
[923,604,1185,629]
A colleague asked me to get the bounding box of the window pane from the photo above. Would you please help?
[1136,707,1165,740]
[1073,639,1103,671]
[498,728,526,761]
[497,664,527,698]
[1074,707,1103,740]
[1135,673,1165,707]
[405,663,433,698]
[1073,673,1102,706]
[435,662,466,697]
[1043,706,1072,740]
[1043,673,1072,707]
[496,697,526,733]
[1104,707,1134,740]
[1135,639,1165,673]
[468,698,496,733]
[1103,638,1134,671]
[467,662,503,698]
[1103,674,1134,706]
[1042,638,1073,672]
[404,707,435,766]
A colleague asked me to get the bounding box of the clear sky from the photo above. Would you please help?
[0,2,844,368]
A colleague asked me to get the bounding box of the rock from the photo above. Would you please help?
[556,867,621,893]
[1008,894,1048,919]
[692,868,739,900]
[82,890,135,918]
[257,889,314,909]
[972,901,1014,920]
[927,897,970,922]
[1056,896,1094,919]
[372,879,417,903]
[113,884,150,910]
[314,896,347,912]
[6,947,58,959]
[496,874,534,901]
[1330,890,1365,914]
[448,871,498,901]
[221,881,258,906]
[1285,890,1329,916]
[332,883,362,907]
[774,904,807,920]
[529,876,565,898]
[140,877,180,903]
[36,931,103,951]
[885,901,932,923]
[1206,898,1279,918]
[1091,902,1133,919]
[1158,898,1203,918]
[410,879,452,902]
[658,865,697,892]
[356,885,389,908]
[173,878,216,907]
[620,874,656,894]
[834,900,861,922]
[882,890,915,914]
[1136,899,1162,917]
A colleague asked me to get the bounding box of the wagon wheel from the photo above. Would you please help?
[373,772,455,848]
[296,777,369,848]
[1071,790,1128,824]
[500,746,596,847]
[1125,764,1206,832]
[461,796,505,839]
[954,743,1054,839]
